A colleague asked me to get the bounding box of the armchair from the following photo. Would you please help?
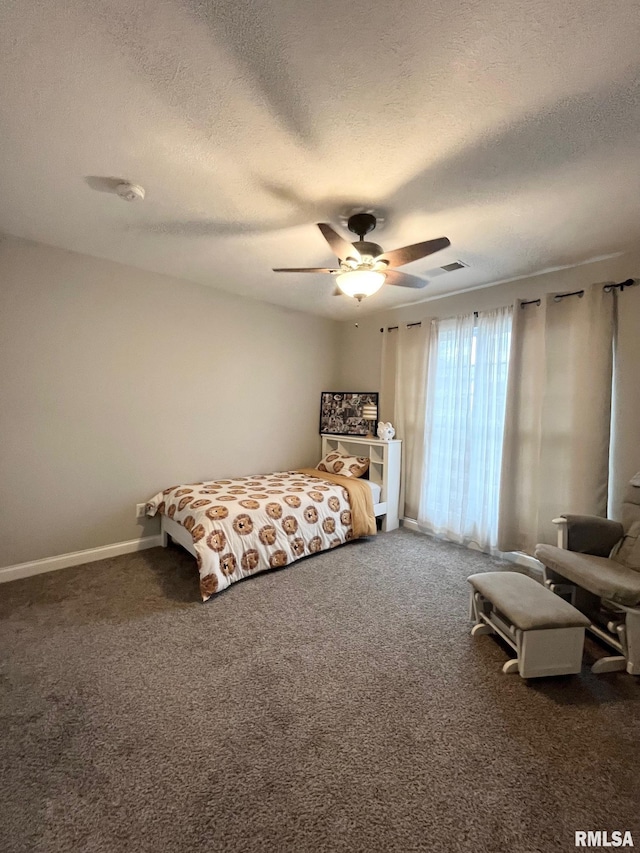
[534,475,640,675]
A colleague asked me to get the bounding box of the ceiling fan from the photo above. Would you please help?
[273,213,450,301]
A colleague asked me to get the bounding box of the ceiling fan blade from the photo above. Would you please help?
[317,223,361,262]
[378,236,450,268]
[272,267,339,273]
[384,270,428,289]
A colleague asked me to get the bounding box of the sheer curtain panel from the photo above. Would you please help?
[418,306,513,552]
[497,285,615,553]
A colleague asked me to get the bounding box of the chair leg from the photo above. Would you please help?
[469,588,476,621]
[624,610,640,675]
[471,623,494,636]
[592,656,626,674]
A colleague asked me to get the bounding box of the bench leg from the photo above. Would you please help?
[502,659,519,674]
[470,589,496,636]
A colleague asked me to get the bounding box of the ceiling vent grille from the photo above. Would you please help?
[440,261,467,272]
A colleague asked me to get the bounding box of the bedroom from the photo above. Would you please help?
[1,1,640,851]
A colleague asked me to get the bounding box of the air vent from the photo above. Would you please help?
[440,261,468,272]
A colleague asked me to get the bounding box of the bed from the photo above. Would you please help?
[145,437,401,601]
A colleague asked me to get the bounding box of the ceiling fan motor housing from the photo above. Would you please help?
[347,212,377,239]
[352,241,384,261]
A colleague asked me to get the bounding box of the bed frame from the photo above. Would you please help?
[161,515,197,555]
[160,435,402,556]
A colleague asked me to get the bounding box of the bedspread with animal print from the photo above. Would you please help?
[145,470,375,601]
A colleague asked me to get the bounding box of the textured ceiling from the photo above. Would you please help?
[1,0,639,319]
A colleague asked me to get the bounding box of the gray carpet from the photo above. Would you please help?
[1,529,638,853]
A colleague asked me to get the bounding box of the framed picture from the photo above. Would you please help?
[319,391,379,436]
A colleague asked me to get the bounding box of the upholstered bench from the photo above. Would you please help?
[468,571,590,678]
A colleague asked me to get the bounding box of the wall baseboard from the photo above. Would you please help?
[400,518,544,577]
[2,524,545,586]
[0,535,164,584]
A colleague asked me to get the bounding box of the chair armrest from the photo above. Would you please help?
[555,514,624,556]
[552,517,569,549]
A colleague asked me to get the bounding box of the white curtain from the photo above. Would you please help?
[418,306,513,551]
[379,326,398,423]
[497,285,615,552]
[394,323,432,520]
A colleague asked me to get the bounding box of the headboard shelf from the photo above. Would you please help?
[320,434,401,531]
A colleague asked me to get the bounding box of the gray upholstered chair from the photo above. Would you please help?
[534,474,640,675]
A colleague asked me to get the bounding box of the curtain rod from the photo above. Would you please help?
[382,309,483,332]
[553,289,584,303]
[521,279,637,307]
[383,309,485,332]
[381,279,638,327]
[603,278,636,293]
[381,321,422,332]
[520,288,585,306]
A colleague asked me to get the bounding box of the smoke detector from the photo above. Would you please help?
[116,182,145,202]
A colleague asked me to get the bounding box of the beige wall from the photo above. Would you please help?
[336,252,640,519]
[0,236,340,566]
[2,237,637,568]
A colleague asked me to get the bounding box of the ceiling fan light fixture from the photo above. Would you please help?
[273,216,450,298]
[336,269,386,300]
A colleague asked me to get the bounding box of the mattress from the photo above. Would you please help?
[366,480,381,504]
[146,469,376,601]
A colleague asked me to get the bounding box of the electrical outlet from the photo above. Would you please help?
[136,503,147,519]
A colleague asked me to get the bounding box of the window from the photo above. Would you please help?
[419,307,512,551]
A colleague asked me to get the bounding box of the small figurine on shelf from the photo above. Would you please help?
[376,421,395,441]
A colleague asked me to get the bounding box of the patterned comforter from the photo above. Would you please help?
[145,469,376,600]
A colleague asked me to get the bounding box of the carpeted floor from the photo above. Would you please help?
[1,529,638,853]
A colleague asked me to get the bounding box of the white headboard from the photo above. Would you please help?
[320,434,401,532]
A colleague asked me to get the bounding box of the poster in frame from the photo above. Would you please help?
[319,391,379,436]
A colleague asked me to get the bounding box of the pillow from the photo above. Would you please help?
[610,521,640,572]
[316,452,369,478]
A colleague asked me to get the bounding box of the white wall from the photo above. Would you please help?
[0,236,340,566]
[336,252,640,519]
